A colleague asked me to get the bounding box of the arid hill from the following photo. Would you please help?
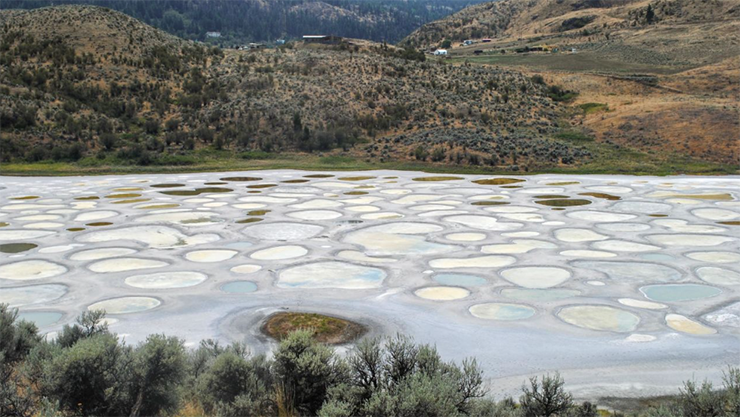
[403,0,740,67]
[401,0,739,166]
[0,5,591,170]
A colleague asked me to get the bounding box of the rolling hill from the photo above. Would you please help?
[401,0,739,167]
[0,5,594,171]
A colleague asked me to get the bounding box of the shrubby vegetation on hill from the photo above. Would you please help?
[2,305,739,417]
[0,5,587,171]
[0,0,486,44]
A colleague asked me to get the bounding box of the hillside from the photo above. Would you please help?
[0,0,486,44]
[401,0,739,166]
[402,0,740,68]
[0,5,593,171]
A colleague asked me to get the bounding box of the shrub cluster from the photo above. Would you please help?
[3,305,737,417]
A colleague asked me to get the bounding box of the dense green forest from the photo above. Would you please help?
[2,305,739,416]
[0,0,485,44]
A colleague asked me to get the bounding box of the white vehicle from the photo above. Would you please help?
[433,49,448,56]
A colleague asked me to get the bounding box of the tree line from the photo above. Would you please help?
[0,0,485,44]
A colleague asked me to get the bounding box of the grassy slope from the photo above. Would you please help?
[2,145,735,177]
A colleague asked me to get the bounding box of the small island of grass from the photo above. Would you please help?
[262,312,366,344]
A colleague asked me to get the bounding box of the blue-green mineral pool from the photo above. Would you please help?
[640,284,721,302]
[433,274,487,287]
[221,281,258,293]
[17,311,63,327]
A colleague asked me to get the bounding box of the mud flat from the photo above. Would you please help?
[1,171,738,401]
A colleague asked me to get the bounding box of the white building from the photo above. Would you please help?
[433,49,448,56]
[206,32,221,38]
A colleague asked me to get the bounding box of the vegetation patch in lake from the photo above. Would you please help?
[112,198,150,204]
[136,203,180,210]
[237,218,263,224]
[718,221,740,226]
[67,227,85,232]
[303,174,334,178]
[412,176,464,182]
[160,187,233,196]
[262,312,366,344]
[281,179,310,184]
[471,201,510,206]
[10,196,40,200]
[150,183,185,188]
[74,196,99,200]
[0,243,37,253]
[536,199,591,207]
[105,193,142,199]
[247,184,277,189]
[247,210,270,216]
[473,178,525,185]
[220,177,262,182]
[86,222,113,227]
[579,192,621,201]
[338,176,376,181]
[344,191,368,195]
[534,195,570,199]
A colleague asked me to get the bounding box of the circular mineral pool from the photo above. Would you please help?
[695,267,740,286]
[686,251,740,264]
[558,305,640,332]
[17,311,63,327]
[88,297,161,314]
[500,267,571,289]
[469,303,535,320]
[0,284,68,307]
[0,260,67,280]
[278,261,386,289]
[250,245,308,260]
[88,257,168,273]
[665,314,716,335]
[185,250,238,263]
[433,274,487,287]
[445,232,487,242]
[242,222,324,241]
[221,281,258,293]
[640,284,722,302]
[414,286,470,301]
[125,271,208,289]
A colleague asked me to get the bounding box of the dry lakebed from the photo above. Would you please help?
[1,170,738,401]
